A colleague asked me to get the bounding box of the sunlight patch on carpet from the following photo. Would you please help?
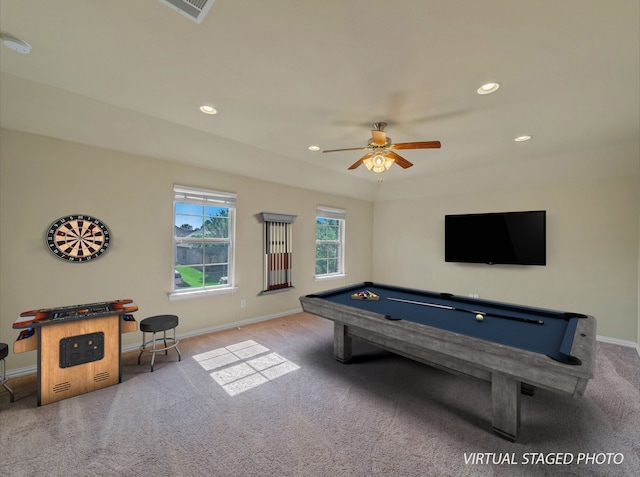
[192,340,300,396]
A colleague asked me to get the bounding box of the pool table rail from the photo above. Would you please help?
[300,287,596,441]
[301,295,595,395]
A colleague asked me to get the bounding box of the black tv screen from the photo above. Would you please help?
[445,211,546,265]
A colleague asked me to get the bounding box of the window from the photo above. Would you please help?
[315,206,345,278]
[173,185,236,296]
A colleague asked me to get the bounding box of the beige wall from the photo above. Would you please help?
[0,129,373,372]
[372,143,640,342]
[2,128,638,375]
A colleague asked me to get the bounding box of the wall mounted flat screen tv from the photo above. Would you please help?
[445,210,546,265]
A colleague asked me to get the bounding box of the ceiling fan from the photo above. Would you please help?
[323,122,441,173]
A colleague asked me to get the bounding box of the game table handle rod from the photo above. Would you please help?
[386,297,544,325]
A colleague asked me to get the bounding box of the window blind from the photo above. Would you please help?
[174,185,236,206]
[317,206,345,220]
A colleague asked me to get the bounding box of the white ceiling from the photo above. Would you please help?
[1,0,638,201]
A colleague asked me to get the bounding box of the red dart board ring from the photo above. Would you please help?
[46,214,111,262]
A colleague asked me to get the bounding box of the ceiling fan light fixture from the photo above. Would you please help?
[372,153,386,173]
[477,82,500,95]
[373,153,385,166]
[384,157,395,170]
[365,152,394,173]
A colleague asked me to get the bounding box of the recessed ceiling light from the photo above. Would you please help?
[199,105,217,115]
[477,82,500,95]
[1,33,32,54]
[514,135,532,142]
[308,145,320,151]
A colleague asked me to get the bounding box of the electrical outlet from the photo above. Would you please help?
[240,299,246,308]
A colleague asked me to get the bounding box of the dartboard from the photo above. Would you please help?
[46,215,111,262]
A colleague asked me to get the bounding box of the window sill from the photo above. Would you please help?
[168,286,238,301]
[314,274,346,282]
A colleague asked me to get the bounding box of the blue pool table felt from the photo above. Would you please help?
[313,283,582,363]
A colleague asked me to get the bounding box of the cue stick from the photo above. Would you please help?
[386,297,544,325]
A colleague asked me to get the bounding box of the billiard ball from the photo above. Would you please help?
[476,314,484,322]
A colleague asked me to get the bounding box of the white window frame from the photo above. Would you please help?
[315,206,346,280]
[169,185,237,300]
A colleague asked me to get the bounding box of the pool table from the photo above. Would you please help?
[299,282,596,441]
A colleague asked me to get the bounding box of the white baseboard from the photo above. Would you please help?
[6,364,37,379]
[597,334,640,358]
[7,310,637,377]
[121,307,303,353]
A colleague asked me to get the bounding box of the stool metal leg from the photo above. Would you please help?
[1,358,15,403]
[137,331,146,365]
[163,330,168,356]
[172,326,182,361]
[138,331,158,372]
[150,331,157,372]
[137,326,181,372]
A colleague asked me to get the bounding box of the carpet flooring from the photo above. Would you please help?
[1,312,638,477]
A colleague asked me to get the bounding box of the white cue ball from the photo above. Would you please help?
[476,314,484,322]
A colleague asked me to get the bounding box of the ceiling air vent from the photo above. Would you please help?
[159,0,215,23]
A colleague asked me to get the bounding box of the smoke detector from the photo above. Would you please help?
[1,34,32,54]
[158,0,215,23]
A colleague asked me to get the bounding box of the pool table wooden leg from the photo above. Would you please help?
[333,322,352,363]
[491,373,521,442]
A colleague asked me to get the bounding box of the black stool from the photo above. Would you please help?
[137,315,182,372]
[1,343,15,402]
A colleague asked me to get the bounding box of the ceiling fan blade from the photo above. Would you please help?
[391,141,441,150]
[323,147,368,153]
[348,153,372,170]
[371,129,387,145]
[387,151,413,169]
